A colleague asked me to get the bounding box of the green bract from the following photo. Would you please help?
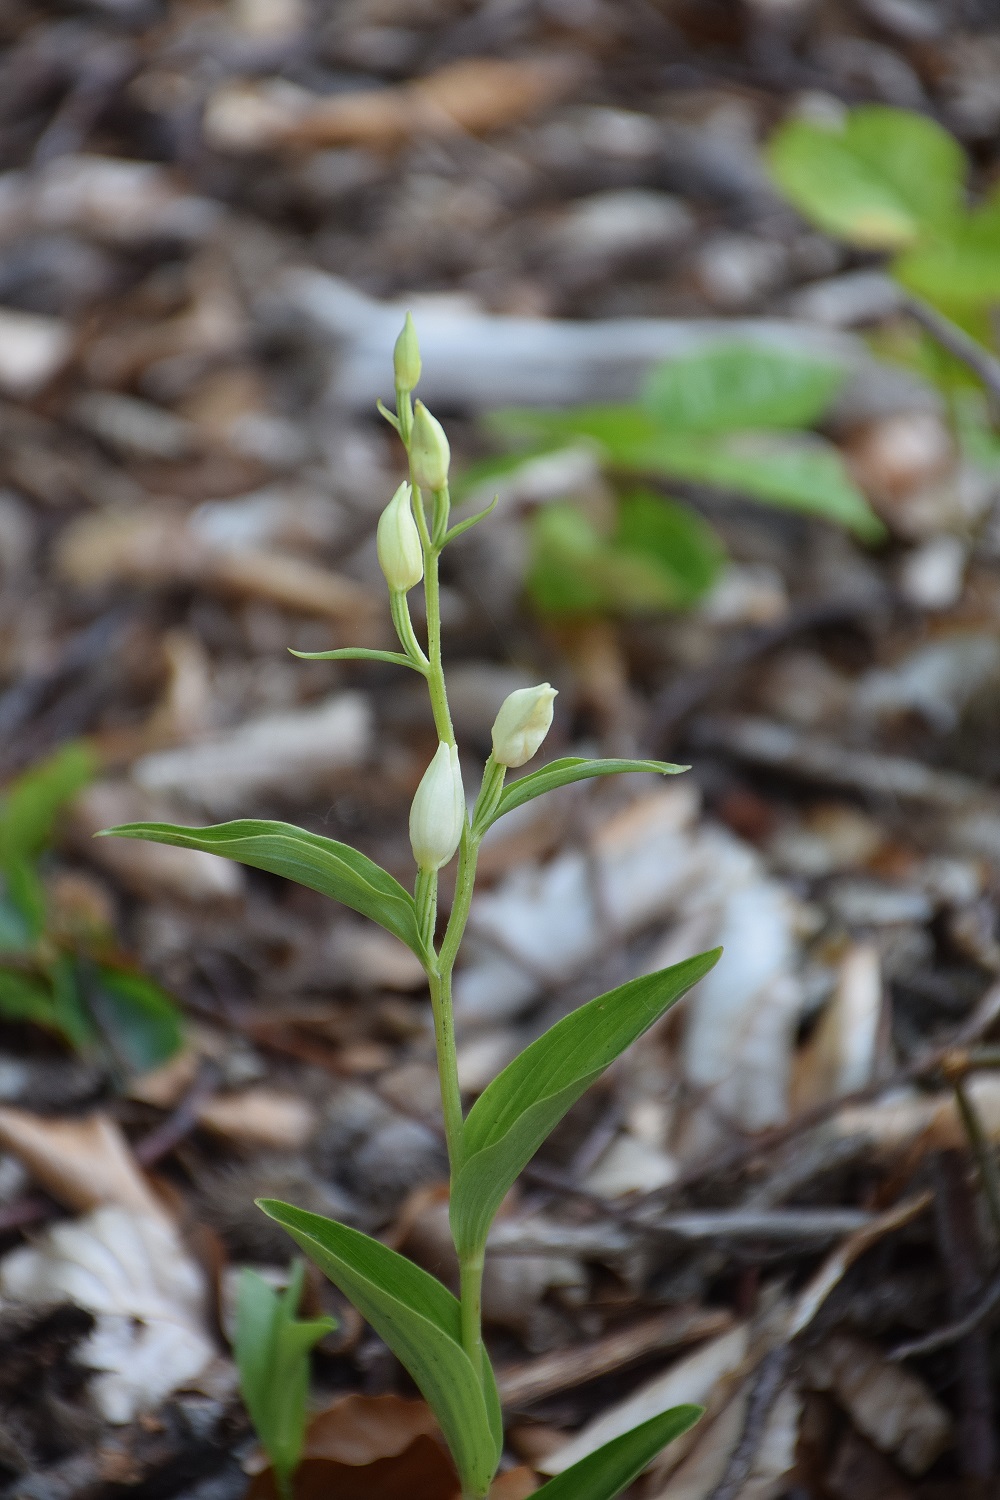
[104,320,711,1499]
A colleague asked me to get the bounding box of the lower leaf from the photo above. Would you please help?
[258,1199,502,1497]
[532,1406,702,1500]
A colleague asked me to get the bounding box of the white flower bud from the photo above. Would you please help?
[393,312,422,394]
[491,683,557,768]
[409,742,465,871]
[410,401,450,491]
[376,482,423,592]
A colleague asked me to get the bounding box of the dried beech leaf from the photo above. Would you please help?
[205,57,584,153]
[0,1206,214,1423]
[0,1107,165,1219]
[804,1334,952,1475]
[248,1394,457,1500]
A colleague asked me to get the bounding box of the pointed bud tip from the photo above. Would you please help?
[491,683,557,768]
[393,312,421,394]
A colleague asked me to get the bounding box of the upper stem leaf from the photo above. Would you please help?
[481,757,687,833]
[100,820,426,959]
[450,949,721,1257]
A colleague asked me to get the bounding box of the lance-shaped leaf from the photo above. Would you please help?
[235,1260,335,1495]
[101,821,425,959]
[482,757,687,832]
[531,1406,702,1500]
[450,950,721,1257]
[258,1201,502,1497]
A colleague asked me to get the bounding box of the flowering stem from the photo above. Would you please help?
[427,963,465,1182]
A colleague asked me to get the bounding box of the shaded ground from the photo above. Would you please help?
[2,2,1000,1498]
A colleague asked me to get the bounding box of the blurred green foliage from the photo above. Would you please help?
[0,743,183,1073]
[473,343,883,619]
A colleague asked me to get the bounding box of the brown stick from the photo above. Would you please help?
[933,1150,996,1488]
[496,1305,733,1409]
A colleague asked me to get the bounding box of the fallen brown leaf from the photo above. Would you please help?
[247,1393,458,1500]
[205,55,585,154]
[0,1108,166,1220]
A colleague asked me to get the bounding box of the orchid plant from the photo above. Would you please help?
[102,318,719,1500]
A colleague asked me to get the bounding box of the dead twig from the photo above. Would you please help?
[904,294,1000,406]
[932,1150,997,1486]
[496,1305,733,1409]
[891,1272,1000,1360]
[705,1344,792,1500]
[953,1077,1000,1241]
[689,712,989,811]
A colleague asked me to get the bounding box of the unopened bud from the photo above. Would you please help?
[409,742,465,871]
[491,683,557,768]
[376,482,423,592]
[410,401,450,491]
[393,312,422,394]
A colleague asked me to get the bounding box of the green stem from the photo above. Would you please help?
[427,963,465,1174]
[415,866,438,951]
[459,1252,485,1382]
[397,387,413,447]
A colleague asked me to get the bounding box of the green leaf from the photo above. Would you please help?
[100,821,425,959]
[0,898,31,952]
[528,498,723,619]
[257,1201,503,1497]
[289,647,423,672]
[0,742,96,872]
[0,970,57,1029]
[485,756,688,831]
[86,964,184,1074]
[895,201,1000,307]
[767,105,966,248]
[641,344,844,431]
[1,861,46,941]
[51,956,97,1052]
[615,490,724,598]
[633,431,885,541]
[531,1406,703,1500]
[235,1261,334,1493]
[450,950,721,1258]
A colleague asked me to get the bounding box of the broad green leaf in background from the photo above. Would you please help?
[450,950,722,1258]
[616,490,724,596]
[767,105,966,248]
[0,742,95,872]
[258,1201,503,1498]
[0,898,31,951]
[235,1261,335,1499]
[50,955,96,1052]
[0,970,58,1029]
[101,821,424,959]
[86,964,184,1074]
[641,344,844,431]
[633,431,885,540]
[484,755,687,831]
[1,860,46,941]
[531,1406,703,1500]
[895,200,1000,307]
[528,495,724,618]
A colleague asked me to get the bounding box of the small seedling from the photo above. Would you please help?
[103,318,714,1499]
[0,743,183,1072]
[235,1259,335,1500]
[468,340,884,621]
[768,104,1000,397]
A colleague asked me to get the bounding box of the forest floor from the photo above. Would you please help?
[1,1,1000,1497]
